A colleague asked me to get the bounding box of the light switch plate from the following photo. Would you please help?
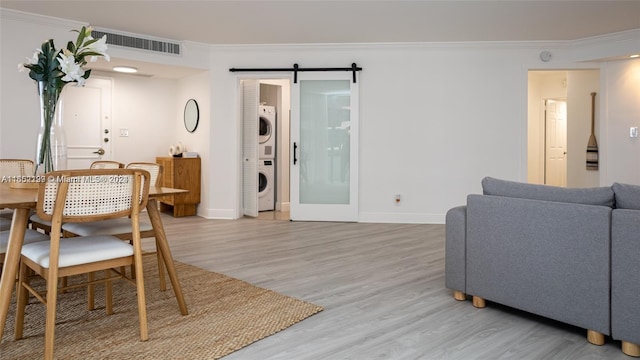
[119,128,129,137]
[630,127,638,138]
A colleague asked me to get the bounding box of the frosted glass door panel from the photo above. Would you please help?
[299,80,350,204]
[290,71,359,222]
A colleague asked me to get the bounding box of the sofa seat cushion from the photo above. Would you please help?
[482,177,614,207]
[612,182,640,210]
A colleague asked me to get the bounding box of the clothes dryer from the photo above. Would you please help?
[258,159,275,211]
[259,105,276,159]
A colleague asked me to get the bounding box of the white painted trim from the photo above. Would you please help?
[276,202,290,212]
[358,212,445,225]
[200,208,237,220]
[0,8,86,28]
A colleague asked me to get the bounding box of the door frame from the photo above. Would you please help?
[235,74,292,219]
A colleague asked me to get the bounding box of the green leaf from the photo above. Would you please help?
[29,70,44,82]
[74,26,84,46]
[83,38,99,47]
[66,40,76,53]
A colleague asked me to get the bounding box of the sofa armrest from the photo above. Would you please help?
[466,194,611,335]
[612,209,640,346]
[445,205,467,293]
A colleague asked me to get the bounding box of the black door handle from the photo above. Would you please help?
[293,142,298,165]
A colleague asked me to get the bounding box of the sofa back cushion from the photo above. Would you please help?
[482,177,615,207]
[612,182,640,209]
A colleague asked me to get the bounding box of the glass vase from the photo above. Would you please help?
[35,81,67,174]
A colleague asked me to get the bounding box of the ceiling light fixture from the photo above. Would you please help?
[630,54,640,58]
[113,66,138,73]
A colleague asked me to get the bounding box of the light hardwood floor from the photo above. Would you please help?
[151,212,629,360]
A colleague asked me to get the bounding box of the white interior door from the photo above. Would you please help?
[290,72,359,221]
[242,79,259,217]
[64,77,112,169]
[545,99,567,186]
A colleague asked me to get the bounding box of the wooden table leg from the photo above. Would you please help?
[0,208,30,341]
[146,199,188,315]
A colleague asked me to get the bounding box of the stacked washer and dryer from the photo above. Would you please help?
[258,105,276,211]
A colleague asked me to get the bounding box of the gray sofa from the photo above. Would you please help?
[445,177,639,357]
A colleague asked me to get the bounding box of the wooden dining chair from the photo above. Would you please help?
[29,160,125,234]
[89,160,125,169]
[14,168,151,360]
[0,229,49,276]
[62,162,168,291]
[0,158,35,178]
[0,159,35,231]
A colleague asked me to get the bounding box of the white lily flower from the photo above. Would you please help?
[20,26,105,90]
[27,48,42,65]
[58,52,86,85]
[78,35,110,62]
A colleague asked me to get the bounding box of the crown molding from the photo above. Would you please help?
[0,8,86,29]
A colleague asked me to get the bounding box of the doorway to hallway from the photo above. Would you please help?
[527,69,600,188]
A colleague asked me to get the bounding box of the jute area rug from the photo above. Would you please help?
[0,256,323,359]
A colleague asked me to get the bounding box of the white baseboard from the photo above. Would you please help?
[198,208,444,223]
[358,212,445,224]
[200,208,237,220]
[276,202,290,212]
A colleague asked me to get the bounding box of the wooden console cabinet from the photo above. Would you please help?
[155,157,201,217]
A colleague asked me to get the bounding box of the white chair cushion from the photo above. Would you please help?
[21,235,134,268]
[0,209,13,219]
[0,229,50,253]
[0,217,11,232]
[30,213,52,227]
[62,218,153,236]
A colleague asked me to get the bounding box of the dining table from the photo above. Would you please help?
[0,182,189,341]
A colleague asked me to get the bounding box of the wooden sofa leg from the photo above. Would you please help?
[622,341,640,357]
[472,296,486,308]
[453,290,466,301]
[587,330,605,346]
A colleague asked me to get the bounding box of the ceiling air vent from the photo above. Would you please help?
[91,29,181,55]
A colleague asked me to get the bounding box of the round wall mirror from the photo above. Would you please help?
[184,99,199,133]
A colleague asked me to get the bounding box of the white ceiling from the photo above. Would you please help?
[3,0,640,44]
[3,0,639,77]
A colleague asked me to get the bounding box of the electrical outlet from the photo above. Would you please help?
[395,194,401,205]
[630,127,638,138]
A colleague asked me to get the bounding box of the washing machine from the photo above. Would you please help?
[259,105,276,159]
[258,159,275,211]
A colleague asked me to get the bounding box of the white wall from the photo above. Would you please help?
[2,9,640,224]
[602,58,640,185]
[566,70,600,188]
[177,72,211,216]
[103,72,176,164]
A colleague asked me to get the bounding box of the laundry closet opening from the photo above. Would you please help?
[240,78,291,220]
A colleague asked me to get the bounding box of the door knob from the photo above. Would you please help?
[93,148,105,155]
